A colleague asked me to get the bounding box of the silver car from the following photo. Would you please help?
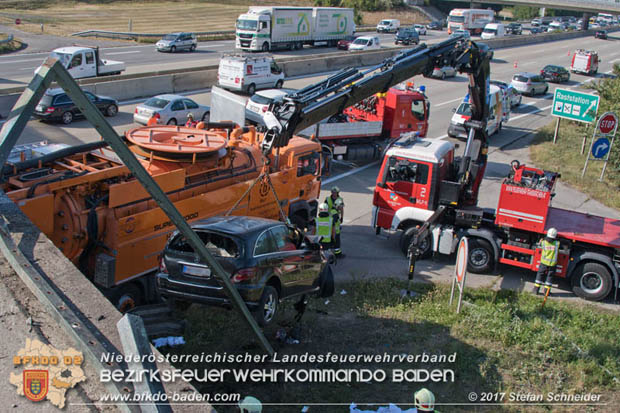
[133,94,210,125]
[156,32,197,53]
[245,88,295,125]
[510,73,548,96]
[431,65,457,79]
[412,24,427,35]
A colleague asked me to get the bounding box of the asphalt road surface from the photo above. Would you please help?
[2,31,620,308]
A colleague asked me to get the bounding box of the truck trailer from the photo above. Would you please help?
[235,6,355,52]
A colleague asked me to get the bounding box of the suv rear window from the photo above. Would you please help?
[169,232,240,258]
[513,75,529,82]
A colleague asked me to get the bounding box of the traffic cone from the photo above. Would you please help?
[513,60,518,68]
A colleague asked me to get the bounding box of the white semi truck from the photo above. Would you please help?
[235,6,355,52]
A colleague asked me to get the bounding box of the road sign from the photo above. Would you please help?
[552,88,599,123]
[597,112,618,135]
[592,137,611,159]
[450,237,468,314]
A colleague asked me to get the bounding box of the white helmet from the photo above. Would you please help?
[319,203,329,213]
[414,388,435,412]
[238,396,262,413]
[547,228,558,239]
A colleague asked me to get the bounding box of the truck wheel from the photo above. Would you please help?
[467,238,494,274]
[61,111,73,124]
[571,262,612,301]
[247,83,256,95]
[261,42,270,52]
[275,80,283,89]
[290,213,307,231]
[106,104,118,117]
[399,225,431,258]
[112,284,142,313]
[254,286,278,327]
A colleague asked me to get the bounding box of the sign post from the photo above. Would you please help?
[582,112,618,180]
[449,237,468,314]
[551,88,599,144]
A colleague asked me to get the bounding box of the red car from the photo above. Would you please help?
[337,36,356,50]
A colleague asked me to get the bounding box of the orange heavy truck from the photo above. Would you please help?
[3,124,322,309]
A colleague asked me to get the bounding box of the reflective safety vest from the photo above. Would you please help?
[540,239,559,267]
[316,214,333,243]
[326,196,343,233]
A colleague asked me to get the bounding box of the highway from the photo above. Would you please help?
[3,31,620,305]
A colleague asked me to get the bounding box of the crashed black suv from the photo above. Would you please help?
[156,216,333,326]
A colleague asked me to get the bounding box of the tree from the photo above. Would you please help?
[511,5,539,21]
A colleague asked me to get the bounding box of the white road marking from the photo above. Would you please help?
[19,67,38,71]
[435,97,463,107]
[322,160,381,184]
[105,51,140,55]
[0,58,44,64]
[199,43,226,48]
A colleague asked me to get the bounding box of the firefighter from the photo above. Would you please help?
[185,113,197,128]
[415,388,439,412]
[315,202,333,250]
[532,228,560,296]
[238,396,262,413]
[147,114,159,126]
[326,186,344,257]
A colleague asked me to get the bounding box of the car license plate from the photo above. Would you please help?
[35,105,43,112]
[249,105,261,113]
[182,265,211,277]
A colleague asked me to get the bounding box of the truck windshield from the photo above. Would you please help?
[449,16,465,23]
[237,19,258,31]
[456,103,472,116]
[50,52,71,67]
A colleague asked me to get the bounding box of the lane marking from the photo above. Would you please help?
[105,51,140,55]
[19,67,38,71]
[1,58,44,64]
[322,160,381,184]
[435,97,463,107]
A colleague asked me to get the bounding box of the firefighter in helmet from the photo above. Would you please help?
[315,202,333,249]
[533,227,560,296]
[415,388,439,412]
[325,186,344,257]
[185,113,197,128]
[238,396,262,413]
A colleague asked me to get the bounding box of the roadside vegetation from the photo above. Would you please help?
[0,0,425,38]
[160,278,620,412]
[530,64,620,211]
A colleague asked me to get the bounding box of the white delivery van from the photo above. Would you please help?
[217,54,285,95]
[481,23,505,39]
[447,85,506,139]
[377,19,400,33]
[348,36,381,51]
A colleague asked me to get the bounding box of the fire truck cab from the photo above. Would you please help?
[372,134,455,251]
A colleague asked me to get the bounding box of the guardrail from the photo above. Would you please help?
[0,34,14,44]
[72,26,377,40]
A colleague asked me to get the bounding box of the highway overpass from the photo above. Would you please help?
[442,0,620,14]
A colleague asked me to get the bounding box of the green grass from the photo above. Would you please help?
[0,36,23,54]
[530,121,620,210]
[158,279,620,412]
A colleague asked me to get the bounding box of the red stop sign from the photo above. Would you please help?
[598,113,618,134]
[15,18,21,25]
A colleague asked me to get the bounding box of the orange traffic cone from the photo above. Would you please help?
[513,61,518,68]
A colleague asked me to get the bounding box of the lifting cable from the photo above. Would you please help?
[224,159,288,224]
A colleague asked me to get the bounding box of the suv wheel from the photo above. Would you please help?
[61,111,73,124]
[255,286,278,327]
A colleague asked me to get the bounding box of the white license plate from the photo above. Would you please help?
[182,265,211,277]
[248,105,261,113]
[35,105,43,112]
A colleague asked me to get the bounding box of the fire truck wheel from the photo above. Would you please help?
[112,284,142,313]
[254,286,279,327]
[290,213,307,231]
[399,225,431,258]
[467,238,494,274]
[571,262,612,301]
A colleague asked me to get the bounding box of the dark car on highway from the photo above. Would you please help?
[595,30,608,39]
[394,28,419,45]
[156,216,333,326]
[529,27,542,34]
[540,64,570,83]
[507,23,522,35]
[34,88,118,125]
[426,20,444,30]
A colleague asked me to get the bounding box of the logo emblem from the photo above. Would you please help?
[389,192,398,201]
[259,180,270,197]
[23,370,48,402]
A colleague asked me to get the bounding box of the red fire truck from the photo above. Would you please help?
[299,84,429,161]
[373,148,620,301]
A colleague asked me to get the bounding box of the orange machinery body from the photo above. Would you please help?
[4,125,322,288]
[343,87,429,139]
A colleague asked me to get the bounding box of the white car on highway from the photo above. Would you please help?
[349,36,381,51]
[412,24,427,35]
[134,94,210,125]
